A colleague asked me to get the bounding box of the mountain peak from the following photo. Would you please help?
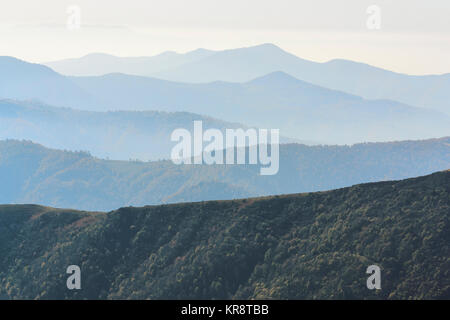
[237,43,285,53]
[187,48,214,54]
[0,56,57,75]
[247,71,301,85]
[253,43,281,49]
[82,52,117,58]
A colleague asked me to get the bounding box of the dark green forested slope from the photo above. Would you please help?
[0,171,449,299]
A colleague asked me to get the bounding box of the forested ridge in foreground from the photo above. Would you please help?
[0,171,449,299]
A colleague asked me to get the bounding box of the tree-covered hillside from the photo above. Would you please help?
[0,171,448,299]
[0,138,449,211]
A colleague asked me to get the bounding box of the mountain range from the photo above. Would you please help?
[0,99,284,161]
[1,170,448,299]
[1,43,450,301]
[1,137,448,211]
[70,71,449,144]
[44,43,450,115]
[1,57,449,144]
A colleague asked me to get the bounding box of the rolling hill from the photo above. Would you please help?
[0,170,448,299]
[0,99,273,161]
[0,137,448,211]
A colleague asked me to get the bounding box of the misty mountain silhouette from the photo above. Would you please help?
[1,99,291,161]
[44,48,215,77]
[2,55,449,144]
[68,72,450,144]
[0,56,98,108]
[44,44,450,115]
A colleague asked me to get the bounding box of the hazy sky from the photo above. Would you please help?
[1,0,449,74]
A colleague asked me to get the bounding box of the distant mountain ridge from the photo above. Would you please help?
[0,137,448,211]
[44,49,215,77]
[0,56,98,108]
[1,99,296,161]
[2,55,449,144]
[44,44,450,115]
[67,71,450,144]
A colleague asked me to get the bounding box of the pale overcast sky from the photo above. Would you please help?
[1,0,449,74]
